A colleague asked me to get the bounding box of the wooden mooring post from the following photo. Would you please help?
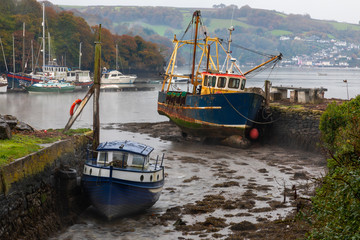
[92,25,102,151]
[265,80,270,107]
[63,24,102,150]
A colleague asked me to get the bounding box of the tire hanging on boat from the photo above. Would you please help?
[70,99,82,116]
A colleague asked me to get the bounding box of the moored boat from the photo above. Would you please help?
[0,75,7,93]
[81,140,165,219]
[157,10,282,140]
[6,3,93,91]
[65,69,93,90]
[101,69,137,85]
[24,80,75,93]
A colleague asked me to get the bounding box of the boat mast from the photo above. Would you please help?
[48,32,51,64]
[0,38,8,72]
[93,25,102,151]
[31,39,34,73]
[22,22,25,73]
[79,42,82,70]
[42,3,45,71]
[12,34,15,73]
[226,26,234,72]
[191,10,200,92]
[115,44,118,71]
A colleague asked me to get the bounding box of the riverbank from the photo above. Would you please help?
[58,119,326,240]
[1,102,329,239]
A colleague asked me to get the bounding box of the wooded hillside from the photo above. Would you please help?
[64,4,360,67]
[0,0,165,74]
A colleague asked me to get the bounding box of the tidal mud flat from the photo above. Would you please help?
[53,121,327,240]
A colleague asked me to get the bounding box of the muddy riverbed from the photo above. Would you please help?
[52,121,327,240]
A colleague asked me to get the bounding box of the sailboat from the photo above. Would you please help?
[6,3,92,91]
[157,11,282,140]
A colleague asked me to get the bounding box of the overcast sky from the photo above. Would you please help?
[47,0,360,24]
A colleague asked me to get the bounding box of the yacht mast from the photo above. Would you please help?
[79,42,82,70]
[42,3,45,70]
[12,34,15,73]
[48,32,51,64]
[31,39,34,72]
[116,44,118,71]
[0,37,8,72]
[22,22,25,72]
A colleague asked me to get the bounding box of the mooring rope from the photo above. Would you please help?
[221,93,280,125]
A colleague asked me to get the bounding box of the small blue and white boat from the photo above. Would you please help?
[81,140,165,219]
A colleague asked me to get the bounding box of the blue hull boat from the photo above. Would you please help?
[82,140,165,219]
[158,89,264,138]
[157,11,281,140]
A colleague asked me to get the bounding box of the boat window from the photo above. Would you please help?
[113,152,127,162]
[217,77,226,88]
[98,152,108,164]
[208,76,216,87]
[104,74,110,79]
[111,74,117,77]
[228,78,240,89]
[241,79,246,90]
[203,75,208,86]
[131,154,145,167]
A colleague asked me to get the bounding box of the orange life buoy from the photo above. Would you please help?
[70,99,82,116]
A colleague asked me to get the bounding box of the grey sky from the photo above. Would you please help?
[47,0,360,24]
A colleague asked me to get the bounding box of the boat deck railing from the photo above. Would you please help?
[85,148,165,171]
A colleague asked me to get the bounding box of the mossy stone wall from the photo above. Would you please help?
[0,134,90,240]
[267,106,323,152]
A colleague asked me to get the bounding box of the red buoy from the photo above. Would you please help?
[249,128,259,140]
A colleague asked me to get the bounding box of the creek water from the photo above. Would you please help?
[0,67,359,239]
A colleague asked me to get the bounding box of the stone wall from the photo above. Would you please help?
[0,134,90,240]
[266,106,323,153]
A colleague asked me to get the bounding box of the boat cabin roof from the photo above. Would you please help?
[202,72,246,79]
[96,140,154,156]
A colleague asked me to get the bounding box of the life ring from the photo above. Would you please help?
[70,99,82,116]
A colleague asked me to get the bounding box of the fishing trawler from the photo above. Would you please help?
[157,10,282,140]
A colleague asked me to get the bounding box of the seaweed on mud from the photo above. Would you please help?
[292,171,309,180]
[183,194,226,214]
[175,216,228,233]
[212,181,239,188]
[250,207,273,213]
[230,221,257,231]
[267,200,287,209]
[237,200,256,209]
[159,206,182,222]
[179,156,206,164]
[257,168,269,173]
[183,176,200,183]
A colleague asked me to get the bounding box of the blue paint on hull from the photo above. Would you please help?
[82,174,164,219]
[158,91,264,138]
[6,72,42,89]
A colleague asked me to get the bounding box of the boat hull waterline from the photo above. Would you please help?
[82,164,164,219]
[24,82,75,93]
[157,91,264,138]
